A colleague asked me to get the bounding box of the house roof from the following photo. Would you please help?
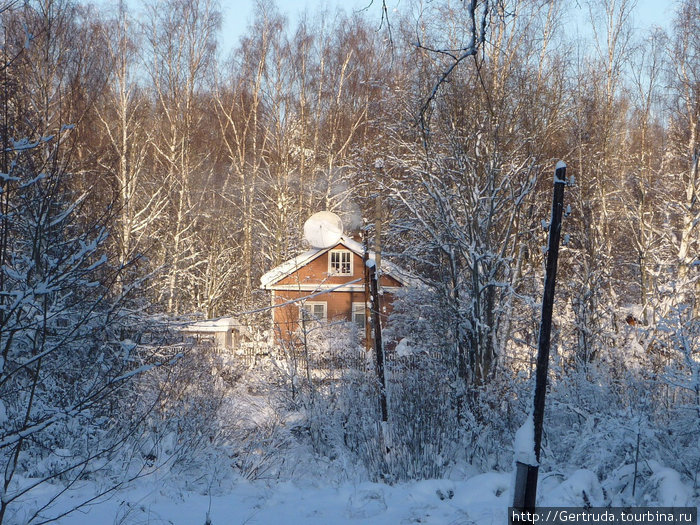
[182,317,245,334]
[260,235,413,290]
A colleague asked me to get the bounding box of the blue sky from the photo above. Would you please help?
[220,0,674,53]
[220,0,385,51]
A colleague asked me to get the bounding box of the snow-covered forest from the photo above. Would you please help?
[1,0,698,522]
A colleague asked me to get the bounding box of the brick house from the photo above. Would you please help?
[260,235,408,345]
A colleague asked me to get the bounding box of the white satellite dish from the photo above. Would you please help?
[304,211,343,249]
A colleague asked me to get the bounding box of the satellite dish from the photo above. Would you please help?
[304,211,343,249]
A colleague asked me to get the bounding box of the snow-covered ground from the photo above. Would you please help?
[10,345,700,524]
[16,464,698,524]
[19,473,512,524]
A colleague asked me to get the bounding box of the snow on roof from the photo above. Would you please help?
[182,317,242,333]
[341,236,417,287]
[259,247,324,288]
[259,235,414,289]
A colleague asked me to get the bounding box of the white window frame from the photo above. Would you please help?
[328,249,353,275]
[299,301,327,324]
[352,302,366,330]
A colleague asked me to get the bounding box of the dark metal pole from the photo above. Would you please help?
[513,161,567,512]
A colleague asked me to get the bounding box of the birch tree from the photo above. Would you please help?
[213,1,276,302]
[566,0,636,363]
[93,2,167,294]
[143,0,220,314]
[622,28,667,325]
[665,0,699,314]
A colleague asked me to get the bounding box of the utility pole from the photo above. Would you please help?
[512,161,567,513]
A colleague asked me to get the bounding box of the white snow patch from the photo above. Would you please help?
[554,160,567,183]
[461,472,511,504]
[346,488,387,519]
[514,413,537,466]
[540,469,605,506]
[650,465,692,506]
[395,338,414,357]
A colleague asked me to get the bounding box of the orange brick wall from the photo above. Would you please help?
[272,289,396,342]
[276,244,402,289]
[268,244,401,344]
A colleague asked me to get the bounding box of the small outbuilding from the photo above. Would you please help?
[182,317,249,350]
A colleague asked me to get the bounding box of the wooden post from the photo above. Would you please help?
[375,195,382,272]
[369,261,388,422]
[363,228,372,351]
[512,161,567,513]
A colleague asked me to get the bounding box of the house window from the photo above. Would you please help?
[329,250,352,275]
[352,302,366,330]
[299,302,327,324]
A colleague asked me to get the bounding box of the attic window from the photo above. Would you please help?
[329,250,352,275]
